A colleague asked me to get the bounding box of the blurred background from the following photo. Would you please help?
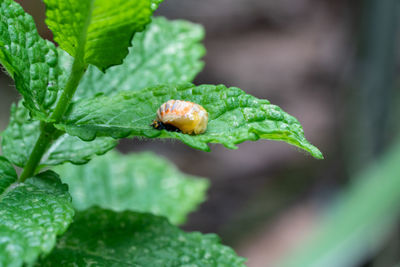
[2,0,400,266]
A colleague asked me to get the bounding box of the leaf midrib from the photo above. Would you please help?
[76,0,95,62]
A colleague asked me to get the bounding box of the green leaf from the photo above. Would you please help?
[58,17,205,101]
[58,83,323,158]
[0,171,74,267]
[0,0,59,117]
[54,150,209,225]
[280,139,400,267]
[44,0,153,71]
[37,208,246,266]
[1,102,117,167]
[150,0,164,11]
[41,134,117,166]
[0,156,17,194]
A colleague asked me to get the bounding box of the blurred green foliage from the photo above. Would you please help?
[281,138,400,267]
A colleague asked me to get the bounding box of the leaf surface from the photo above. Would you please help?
[1,102,117,167]
[54,150,209,224]
[0,171,74,267]
[0,0,59,117]
[37,208,246,266]
[150,0,164,11]
[44,0,153,70]
[58,83,323,158]
[0,157,16,195]
[58,17,205,101]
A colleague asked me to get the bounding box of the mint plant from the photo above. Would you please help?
[0,0,323,266]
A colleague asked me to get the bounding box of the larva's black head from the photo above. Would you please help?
[151,120,181,132]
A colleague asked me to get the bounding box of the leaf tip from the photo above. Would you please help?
[308,145,324,159]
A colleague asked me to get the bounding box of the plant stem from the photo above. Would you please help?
[50,59,87,122]
[19,122,55,182]
[19,58,87,182]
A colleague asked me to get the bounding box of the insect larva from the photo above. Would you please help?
[152,100,209,134]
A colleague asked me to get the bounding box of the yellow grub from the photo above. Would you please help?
[156,100,208,134]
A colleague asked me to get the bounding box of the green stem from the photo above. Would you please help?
[19,58,87,182]
[19,122,55,182]
[50,59,87,122]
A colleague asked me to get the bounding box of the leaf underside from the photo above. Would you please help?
[54,150,209,225]
[0,171,74,267]
[58,83,323,158]
[37,208,246,267]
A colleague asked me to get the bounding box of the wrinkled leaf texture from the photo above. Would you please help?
[0,0,59,118]
[65,17,205,101]
[1,17,206,168]
[54,150,209,225]
[1,102,117,167]
[37,208,246,267]
[58,83,323,158]
[0,170,74,267]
